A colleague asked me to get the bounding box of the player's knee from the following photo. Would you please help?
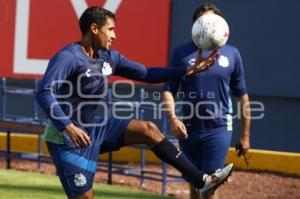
[142,121,160,139]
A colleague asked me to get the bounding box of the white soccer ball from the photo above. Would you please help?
[191,13,229,51]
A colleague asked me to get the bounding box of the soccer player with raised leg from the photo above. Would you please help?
[36,7,234,199]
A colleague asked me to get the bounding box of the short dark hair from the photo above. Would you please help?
[79,7,115,35]
[192,3,222,22]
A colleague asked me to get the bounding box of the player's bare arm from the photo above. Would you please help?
[237,94,251,152]
[163,92,188,139]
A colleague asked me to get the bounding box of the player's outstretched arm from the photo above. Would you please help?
[186,49,218,76]
[114,49,218,83]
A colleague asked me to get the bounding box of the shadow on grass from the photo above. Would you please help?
[0,184,171,199]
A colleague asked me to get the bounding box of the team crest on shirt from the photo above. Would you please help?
[102,62,112,76]
[218,55,229,68]
[74,173,87,186]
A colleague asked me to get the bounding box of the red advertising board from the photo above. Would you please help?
[0,0,170,80]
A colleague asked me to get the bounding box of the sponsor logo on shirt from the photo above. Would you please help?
[188,58,196,65]
[102,62,112,76]
[218,55,229,68]
[85,69,91,77]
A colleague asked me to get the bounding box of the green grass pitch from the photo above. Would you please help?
[0,169,172,199]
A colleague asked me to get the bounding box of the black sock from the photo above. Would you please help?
[151,138,205,188]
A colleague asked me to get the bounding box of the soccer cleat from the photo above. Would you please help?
[197,163,234,197]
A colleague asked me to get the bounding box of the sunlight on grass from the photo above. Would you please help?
[0,169,172,199]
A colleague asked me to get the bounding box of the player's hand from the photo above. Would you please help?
[186,48,219,76]
[235,135,251,165]
[65,123,91,147]
[169,116,188,139]
[236,135,250,154]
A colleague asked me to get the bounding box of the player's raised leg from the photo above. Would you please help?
[123,119,234,196]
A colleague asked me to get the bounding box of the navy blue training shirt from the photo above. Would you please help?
[36,42,187,131]
[164,41,247,133]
